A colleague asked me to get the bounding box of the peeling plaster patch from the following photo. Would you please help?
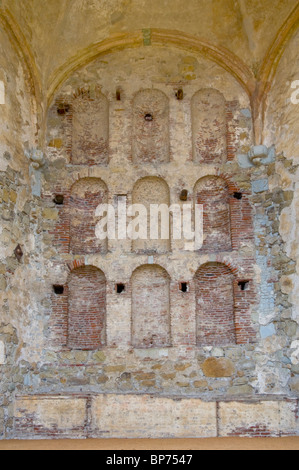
[255,364,290,395]
[290,341,299,365]
[0,341,5,364]
[135,348,169,360]
[29,167,42,197]
[256,254,275,325]
[0,81,5,104]
[240,108,251,118]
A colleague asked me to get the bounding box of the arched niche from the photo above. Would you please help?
[194,176,232,252]
[132,264,171,349]
[195,262,236,347]
[192,89,227,164]
[72,87,109,165]
[69,177,108,255]
[132,89,170,164]
[68,265,106,350]
[132,177,171,253]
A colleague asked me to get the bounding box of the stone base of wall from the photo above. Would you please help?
[12,394,299,439]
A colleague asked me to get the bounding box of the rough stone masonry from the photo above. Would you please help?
[0,1,299,439]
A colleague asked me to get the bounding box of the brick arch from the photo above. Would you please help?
[67,169,108,191]
[131,264,171,349]
[194,176,232,253]
[67,265,106,351]
[132,176,171,254]
[195,262,236,347]
[71,86,109,166]
[132,89,170,164]
[69,177,108,255]
[192,89,227,164]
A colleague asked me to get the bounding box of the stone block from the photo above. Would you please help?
[202,358,235,378]
[91,395,217,438]
[219,401,280,437]
[14,396,87,438]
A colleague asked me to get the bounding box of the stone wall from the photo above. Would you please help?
[264,27,299,398]
[0,26,37,438]
[14,394,298,439]
[0,33,299,438]
[33,47,273,403]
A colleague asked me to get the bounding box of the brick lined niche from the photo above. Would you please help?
[70,178,108,255]
[132,89,170,164]
[132,265,171,349]
[192,89,227,164]
[72,87,109,166]
[68,266,106,350]
[132,177,170,253]
[195,263,236,346]
[195,176,232,252]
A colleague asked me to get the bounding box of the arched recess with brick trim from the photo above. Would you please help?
[132,264,171,349]
[72,87,109,166]
[132,89,170,164]
[132,177,171,254]
[69,177,108,255]
[195,262,236,346]
[68,265,106,350]
[194,176,232,253]
[192,89,227,164]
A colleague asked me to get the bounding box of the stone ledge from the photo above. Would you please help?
[12,394,299,439]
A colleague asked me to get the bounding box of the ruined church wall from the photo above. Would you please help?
[0,40,298,438]
[264,28,299,397]
[0,26,37,438]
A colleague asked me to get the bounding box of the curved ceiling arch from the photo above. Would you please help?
[0,9,41,104]
[46,28,256,108]
[254,2,299,143]
[259,2,299,96]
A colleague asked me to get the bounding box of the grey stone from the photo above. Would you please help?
[252,179,269,194]
[260,323,276,339]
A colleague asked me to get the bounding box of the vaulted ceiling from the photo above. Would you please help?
[1,0,298,84]
[0,0,298,139]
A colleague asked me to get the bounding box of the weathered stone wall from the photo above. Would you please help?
[13,395,298,439]
[0,31,299,438]
[31,47,267,405]
[0,25,37,438]
[264,27,299,398]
